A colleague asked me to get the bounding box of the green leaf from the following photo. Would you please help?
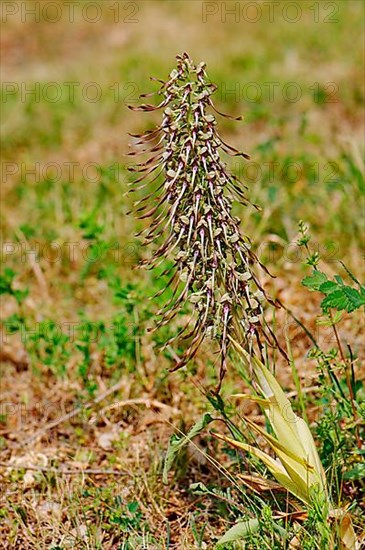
[216,519,260,546]
[302,266,365,313]
[316,310,342,326]
[321,286,365,313]
[0,268,16,294]
[343,286,365,309]
[0,269,29,304]
[189,482,210,495]
[343,463,365,481]
[302,271,328,291]
[319,281,338,294]
[163,413,214,484]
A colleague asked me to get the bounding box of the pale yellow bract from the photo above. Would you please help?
[214,339,358,549]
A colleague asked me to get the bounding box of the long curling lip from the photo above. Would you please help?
[127,53,281,389]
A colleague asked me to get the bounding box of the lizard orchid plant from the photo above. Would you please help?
[128,54,359,548]
[128,52,280,389]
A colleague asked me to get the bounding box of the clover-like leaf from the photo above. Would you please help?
[302,271,328,291]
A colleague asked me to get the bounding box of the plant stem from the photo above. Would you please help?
[329,311,361,448]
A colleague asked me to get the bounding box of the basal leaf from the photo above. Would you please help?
[163,413,214,484]
[216,519,260,546]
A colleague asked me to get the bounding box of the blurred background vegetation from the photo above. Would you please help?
[1,1,364,548]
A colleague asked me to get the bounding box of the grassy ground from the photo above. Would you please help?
[1,1,364,548]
